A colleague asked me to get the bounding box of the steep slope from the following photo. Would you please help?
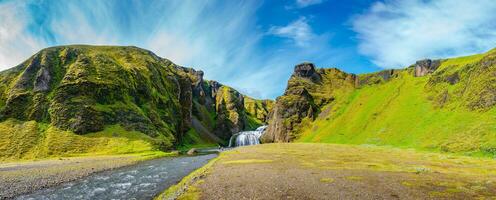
[263,49,496,156]
[0,45,271,159]
[261,63,357,142]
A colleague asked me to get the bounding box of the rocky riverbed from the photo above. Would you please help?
[0,155,143,199]
[14,154,216,200]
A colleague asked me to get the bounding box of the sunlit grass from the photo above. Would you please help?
[0,119,172,161]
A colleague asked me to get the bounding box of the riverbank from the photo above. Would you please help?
[0,151,170,199]
[165,143,496,199]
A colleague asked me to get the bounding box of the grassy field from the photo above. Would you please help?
[0,119,171,161]
[161,143,496,199]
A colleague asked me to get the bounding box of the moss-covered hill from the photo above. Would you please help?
[262,49,496,157]
[0,45,271,159]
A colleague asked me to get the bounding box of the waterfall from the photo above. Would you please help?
[228,126,267,147]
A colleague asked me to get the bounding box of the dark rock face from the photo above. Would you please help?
[213,86,246,140]
[262,88,316,142]
[177,76,193,141]
[414,59,440,77]
[445,72,460,85]
[377,69,395,82]
[356,69,400,86]
[294,62,321,82]
[33,67,51,92]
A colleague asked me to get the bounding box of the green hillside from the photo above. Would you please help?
[0,45,271,160]
[265,49,496,157]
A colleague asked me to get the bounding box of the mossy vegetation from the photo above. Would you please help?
[265,49,496,157]
[243,96,273,128]
[0,45,184,150]
[176,128,218,152]
[0,45,271,159]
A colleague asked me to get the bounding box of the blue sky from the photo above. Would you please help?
[1,0,496,99]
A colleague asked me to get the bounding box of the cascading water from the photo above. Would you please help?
[228,126,267,147]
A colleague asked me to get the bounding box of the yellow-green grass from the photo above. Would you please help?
[436,52,486,72]
[0,119,174,161]
[222,159,273,164]
[319,178,334,183]
[298,70,496,157]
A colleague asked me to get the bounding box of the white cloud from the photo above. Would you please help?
[48,1,120,45]
[268,17,315,47]
[352,0,496,68]
[293,0,325,8]
[0,2,45,69]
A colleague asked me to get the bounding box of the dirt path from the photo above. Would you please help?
[0,155,144,199]
[175,143,496,200]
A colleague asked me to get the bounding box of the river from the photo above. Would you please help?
[16,154,217,200]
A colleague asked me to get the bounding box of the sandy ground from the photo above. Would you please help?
[0,155,142,199]
[179,143,496,200]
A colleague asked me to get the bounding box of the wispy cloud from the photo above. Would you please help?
[268,17,315,47]
[286,0,325,9]
[296,0,325,8]
[0,1,45,68]
[352,0,496,68]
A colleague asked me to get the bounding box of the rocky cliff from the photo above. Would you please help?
[261,63,356,142]
[0,45,271,151]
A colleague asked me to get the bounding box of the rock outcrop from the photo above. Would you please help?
[261,63,356,143]
[414,59,440,77]
[293,62,322,82]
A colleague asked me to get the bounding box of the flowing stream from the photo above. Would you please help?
[16,154,217,200]
[228,126,267,147]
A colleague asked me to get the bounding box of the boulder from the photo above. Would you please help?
[293,62,321,83]
[414,59,440,77]
[187,148,197,155]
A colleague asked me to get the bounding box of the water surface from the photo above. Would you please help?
[16,154,217,200]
